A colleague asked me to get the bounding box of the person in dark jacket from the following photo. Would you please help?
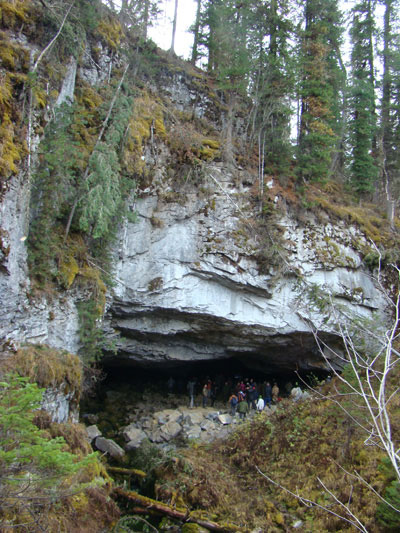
[248,379,257,409]
[229,393,238,416]
[264,382,272,408]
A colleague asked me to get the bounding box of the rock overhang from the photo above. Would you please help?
[105,295,351,374]
[104,165,389,377]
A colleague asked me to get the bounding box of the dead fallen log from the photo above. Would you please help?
[113,487,242,532]
[107,466,146,478]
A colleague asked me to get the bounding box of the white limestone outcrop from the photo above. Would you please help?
[107,164,388,373]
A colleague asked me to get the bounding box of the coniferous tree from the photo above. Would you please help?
[249,0,295,178]
[207,1,254,163]
[118,0,160,38]
[191,0,202,65]
[28,104,87,284]
[380,0,400,225]
[64,65,131,241]
[296,0,345,182]
[349,0,378,196]
[0,374,98,528]
[203,0,222,73]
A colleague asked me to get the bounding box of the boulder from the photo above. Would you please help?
[184,425,201,440]
[199,431,217,443]
[86,424,101,441]
[290,387,303,401]
[290,387,311,402]
[147,428,164,443]
[94,436,125,460]
[141,418,154,430]
[84,413,99,424]
[160,420,182,441]
[181,409,205,426]
[205,410,220,421]
[217,414,232,425]
[200,420,217,432]
[154,409,183,425]
[122,426,147,449]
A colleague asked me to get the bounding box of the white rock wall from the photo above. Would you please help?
[107,165,388,372]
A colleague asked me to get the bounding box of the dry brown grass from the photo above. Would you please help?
[153,376,400,532]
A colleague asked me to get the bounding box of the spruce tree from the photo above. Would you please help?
[249,0,295,178]
[380,0,400,224]
[296,0,345,182]
[28,104,86,284]
[119,0,161,38]
[191,0,202,65]
[349,0,378,196]
[196,1,254,163]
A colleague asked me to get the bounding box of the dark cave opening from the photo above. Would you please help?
[80,355,332,458]
[97,355,330,398]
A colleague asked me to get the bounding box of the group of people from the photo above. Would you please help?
[227,379,281,419]
[183,376,289,418]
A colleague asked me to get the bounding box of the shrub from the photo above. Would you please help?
[0,374,99,530]
[376,481,400,530]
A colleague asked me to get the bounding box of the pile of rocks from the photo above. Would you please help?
[85,405,276,459]
[122,407,239,448]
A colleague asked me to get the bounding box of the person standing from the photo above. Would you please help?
[237,380,245,395]
[238,398,249,420]
[202,383,208,408]
[249,379,257,409]
[272,382,280,403]
[229,392,238,416]
[256,395,265,412]
[264,382,272,407]
[187,378,196,408]
[222,380,231,401]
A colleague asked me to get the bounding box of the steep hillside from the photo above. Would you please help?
[0,0,397,375]
[0,1,400,531]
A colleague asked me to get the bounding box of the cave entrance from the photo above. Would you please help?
[94,355,329,399]
[80,356,330,452]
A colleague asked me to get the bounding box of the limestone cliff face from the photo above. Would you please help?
[0,38,389,374]
[105,160,387,373]
[0,172,80,352]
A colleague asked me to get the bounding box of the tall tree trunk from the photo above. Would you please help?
[191,0,201,65]
[367,0,376,151]
[382,0,395,228]
[207,0,218,72]
[170,0,179,53]
[223,91,236,166]
[120,0,129,19]
[142,0,149,40]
